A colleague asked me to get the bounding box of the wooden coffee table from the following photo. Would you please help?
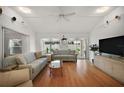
[49,60,63,77]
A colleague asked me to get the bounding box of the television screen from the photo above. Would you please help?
[99,36,124,57]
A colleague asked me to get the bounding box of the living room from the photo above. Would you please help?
[0,0,124,90]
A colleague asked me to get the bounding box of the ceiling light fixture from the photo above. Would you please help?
[18,7,31,14]
[96,7,110,13]
[105,15,121,25]
[61,35,67,41]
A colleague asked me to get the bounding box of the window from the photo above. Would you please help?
[40,38,60,54]
[9,39,22,55]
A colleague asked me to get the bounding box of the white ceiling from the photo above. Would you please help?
[11,6,117,34]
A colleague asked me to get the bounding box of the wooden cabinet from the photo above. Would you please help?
[112,62,124,82]
[104,61,113,76]
[94,55,124,83]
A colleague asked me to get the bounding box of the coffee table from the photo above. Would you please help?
[49,60,63,77]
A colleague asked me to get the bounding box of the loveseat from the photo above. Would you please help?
[2,51,48,80]
[52,50,77,62]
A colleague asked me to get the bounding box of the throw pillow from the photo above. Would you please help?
[34,51,42,59]
[16,54,27,65]
[70,50,75,55]
[3,55,17,68]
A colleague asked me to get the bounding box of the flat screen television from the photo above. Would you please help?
[99,36,124,57]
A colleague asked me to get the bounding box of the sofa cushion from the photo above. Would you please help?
[53,50,75,55]
[16,54,27,65]
[34,51,42,59]
[69,50,75,55]
[1,65,17,71]
[53,50,58,55]
[30,58,47,73]
[3,55,17,68]
[60,50,70,55]
[36,58,47,63]
[24,53,36,64]
[16,80,33,87]
[54,55,74,59]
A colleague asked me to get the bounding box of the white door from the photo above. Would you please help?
[77,39,86,59]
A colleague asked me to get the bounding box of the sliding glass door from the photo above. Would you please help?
[68,39,86,59]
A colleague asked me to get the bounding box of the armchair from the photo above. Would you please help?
[0,68,33,87]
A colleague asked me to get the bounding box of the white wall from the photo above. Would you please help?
[29,30,36,52]
[89,7,124,62]
[0,7,36,52]
[0,7,36,68]
[0,26,2,68]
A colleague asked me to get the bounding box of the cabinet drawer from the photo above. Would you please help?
[112,62,124,82]
[94,59,104,71]
[104,61,113,75]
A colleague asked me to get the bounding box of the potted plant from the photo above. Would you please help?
[46,47,49,53]
[76,48,80,54]
[89,44,99,63]
[89,44,99,53]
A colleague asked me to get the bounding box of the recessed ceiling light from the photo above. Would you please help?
[18,7,31,14]
[96,7,110,13]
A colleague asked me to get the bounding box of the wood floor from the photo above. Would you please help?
[33,60,124,87]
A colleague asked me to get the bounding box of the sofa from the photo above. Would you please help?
[52,50,77,62]
[0,68,33,87]
[2,51,48,80]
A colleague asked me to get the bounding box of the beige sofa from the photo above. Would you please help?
[52,50,77,62]
[0,68,33,87]
[3,52,48,80]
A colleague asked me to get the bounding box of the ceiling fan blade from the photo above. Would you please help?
[64,12,76,16]
[56,16,60,22]
[63,16,70,21]
[77,15,104,17]
[58,6,63,13]
[48,14,58,17]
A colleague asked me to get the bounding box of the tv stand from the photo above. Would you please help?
[94,55,124,83]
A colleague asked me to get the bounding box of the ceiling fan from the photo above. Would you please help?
[49,7,76,22]
[56,12,76,22]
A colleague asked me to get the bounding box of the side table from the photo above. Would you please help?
[45,53,52,62]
